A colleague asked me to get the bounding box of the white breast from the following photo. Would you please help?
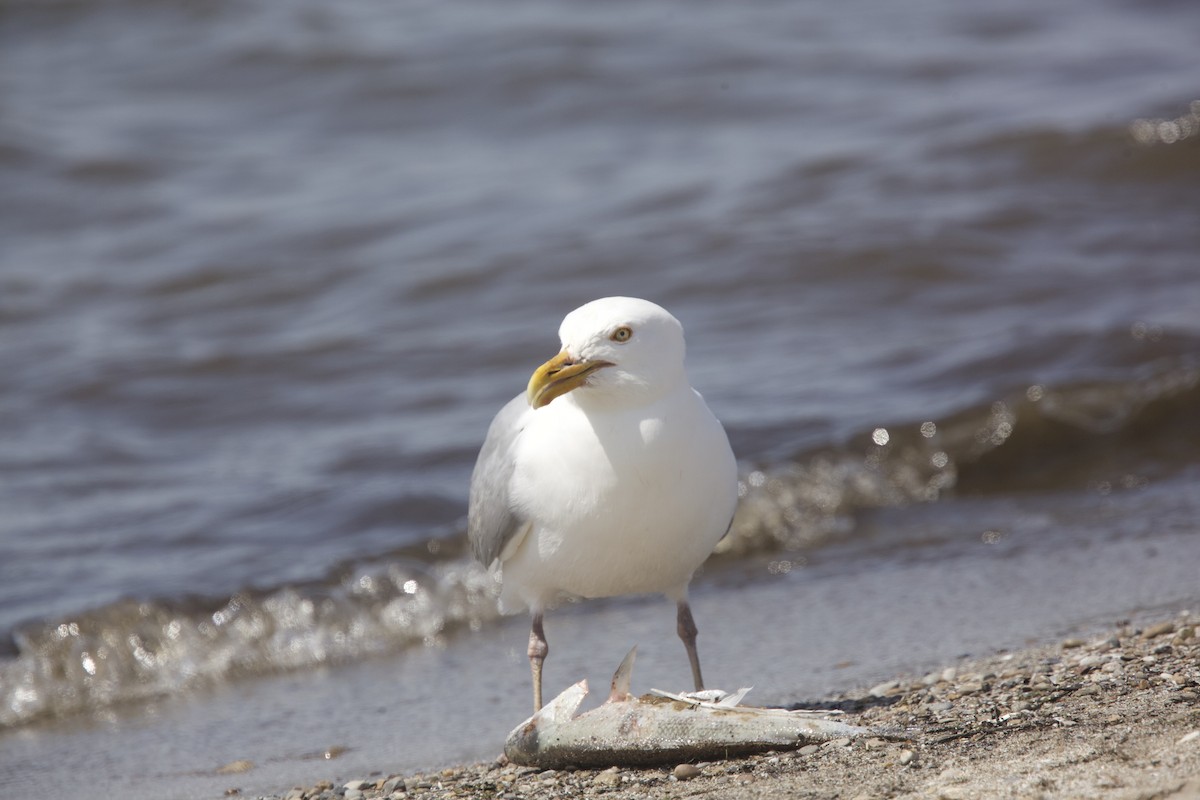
[500,385,738,613]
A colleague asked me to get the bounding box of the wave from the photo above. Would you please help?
[727,355,1199,554]
[2,355,1196,729]
[0,557,499,729]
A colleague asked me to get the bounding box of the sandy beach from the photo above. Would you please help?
[237,609,1200,800]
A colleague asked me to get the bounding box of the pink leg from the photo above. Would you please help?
[528,612,549,711]
[677,601,704,691]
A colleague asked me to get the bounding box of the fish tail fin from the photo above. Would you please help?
[608,646,637,702]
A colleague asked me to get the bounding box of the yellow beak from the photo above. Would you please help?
[527,350,613,409]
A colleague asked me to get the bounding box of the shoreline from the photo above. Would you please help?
[245,609,1200,800]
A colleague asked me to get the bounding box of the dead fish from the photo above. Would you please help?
[504,647,882,768]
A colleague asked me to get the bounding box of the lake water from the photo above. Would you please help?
[2,0,1199,797]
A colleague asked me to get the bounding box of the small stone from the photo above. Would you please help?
[382,777,406,795]
[823,737,853,749]
[1077,655,1104,670]
[673,764,702,780]
[1177,626,1195,641]
[223,790,240,797]
[899,749,916,766]
[1062,638,1085,649]
[870,680,902,697]
[941,667,958,682]
[1144,621,1175,639]
[344,791,363,800]
[593,768,621,787]
[284,790,305,800]
[1179,730,1200,745]
[798,744,821,756]
[344,781,368,792]
[938,767,971,784]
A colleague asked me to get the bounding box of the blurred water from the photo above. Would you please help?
[1,0,1199,796]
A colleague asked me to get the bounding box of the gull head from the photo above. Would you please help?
[526,297,687,410]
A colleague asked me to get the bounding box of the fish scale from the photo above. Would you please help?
[505,649,884,768]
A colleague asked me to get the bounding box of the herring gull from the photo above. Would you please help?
[468,296,738,711]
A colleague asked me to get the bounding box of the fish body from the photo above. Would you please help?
[504,649,880,768]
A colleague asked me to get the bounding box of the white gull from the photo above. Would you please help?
[468,297,738,710]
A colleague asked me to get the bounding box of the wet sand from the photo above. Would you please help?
[246,609,1200,800]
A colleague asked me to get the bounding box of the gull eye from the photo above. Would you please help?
[610,326,633,343]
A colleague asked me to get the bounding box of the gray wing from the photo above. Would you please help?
[467,394,531,567]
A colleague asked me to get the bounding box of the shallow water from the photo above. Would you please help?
[2,0,1199,796]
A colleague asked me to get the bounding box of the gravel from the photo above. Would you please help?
[238,611,1200,800]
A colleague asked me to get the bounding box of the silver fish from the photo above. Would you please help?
[504,648,881,768]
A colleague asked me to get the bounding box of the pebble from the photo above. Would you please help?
[1180,730,1200,745]
[869,680,902,697]
[593,767,621,787]
[938,767,971,784]
[823,737,853,749]
[899,749,916,766]
[344,781,368,792]
[381,777,405,795]
[673,764,702,780]
[344,790,363,800]
[1144,621,1175,639]
[798,744,821,756]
